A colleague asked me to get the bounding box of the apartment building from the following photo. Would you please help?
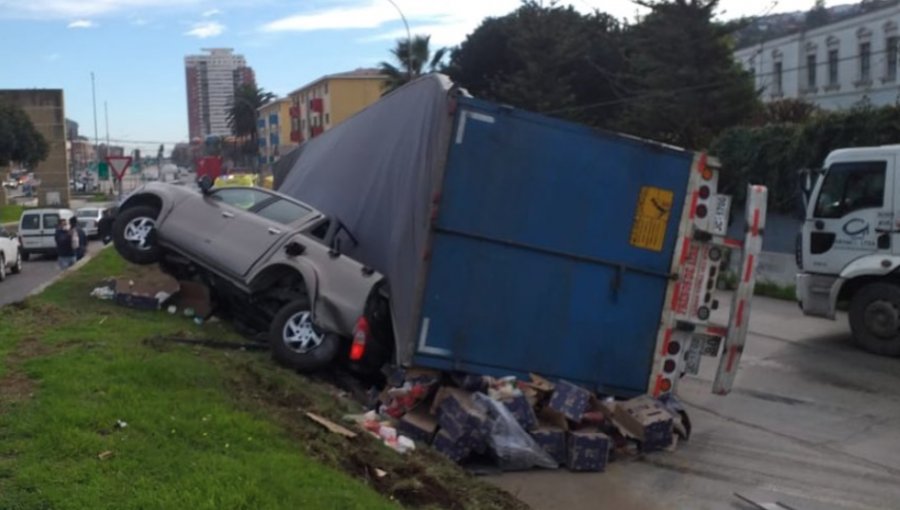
[287,69,386,144]
[185,48,256,139]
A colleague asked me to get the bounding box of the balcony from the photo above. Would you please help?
[309,98,323,113]
[289,106,300,118]
[290,130,303,143]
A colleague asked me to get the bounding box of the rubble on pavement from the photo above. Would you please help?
[364,367,683,474]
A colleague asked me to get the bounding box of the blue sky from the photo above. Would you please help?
[0,0,834,155]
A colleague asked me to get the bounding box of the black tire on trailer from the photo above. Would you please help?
[849,282,900,357]
[269,297,340,372]
[112,205,161,265]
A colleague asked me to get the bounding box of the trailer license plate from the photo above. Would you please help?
[685,335,723,375]
[711,195,731,236]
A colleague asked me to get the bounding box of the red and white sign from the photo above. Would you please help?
[107,156,132,182]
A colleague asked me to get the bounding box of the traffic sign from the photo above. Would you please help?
[107,156,132,182]
[97,162,109,179]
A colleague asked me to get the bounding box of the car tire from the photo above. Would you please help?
[10,250,21,274]
[21,250,29,262]
[0,254,6,281]
[113,205,161,265]
[269,297,340,372]
[849,282,900,357]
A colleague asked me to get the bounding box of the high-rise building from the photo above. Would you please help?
[184,48,255,140]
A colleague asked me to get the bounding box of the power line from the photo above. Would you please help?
[544,43,900,115]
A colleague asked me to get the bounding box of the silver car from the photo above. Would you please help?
[75,207,106,238]
[111,179,391,372]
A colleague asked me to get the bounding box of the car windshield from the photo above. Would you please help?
[77,209,99,218]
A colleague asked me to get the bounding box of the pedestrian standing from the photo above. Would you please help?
[55,220,76,270]
[71,217,87,261]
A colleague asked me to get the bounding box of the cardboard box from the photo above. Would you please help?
[548,380,592,422]
[531,426,567,465]
[431,430,471,462]
[567,430,610,472]
[500,392,538,431]
[398,408,438,444]
[114,273,179,310]
[613,396,673,452]
[437,389,487,441]
[175,281,212,318]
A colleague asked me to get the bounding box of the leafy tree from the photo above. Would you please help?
[617,0,760,149]
[0,102,49,169]
[379,35,447,94]
[756,98,820,125]
[227,84,275,157]
[805,0,830,29]
[447,2,627,127]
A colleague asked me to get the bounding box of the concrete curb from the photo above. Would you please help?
[26,243,114,298]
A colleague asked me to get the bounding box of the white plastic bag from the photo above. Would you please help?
[472,393,558,470]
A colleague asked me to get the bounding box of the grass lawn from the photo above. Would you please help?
[0,204,23,224]
[0,250,522,510]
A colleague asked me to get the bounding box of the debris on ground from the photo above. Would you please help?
[90,286,115,300]
[361,367,685,474]
[306,412,358,438]
[97,450,114,460]
[113,272,180,310]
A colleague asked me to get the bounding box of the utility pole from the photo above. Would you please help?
[91,72,99,162]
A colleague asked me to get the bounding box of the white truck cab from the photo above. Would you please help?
[796,145,900,356]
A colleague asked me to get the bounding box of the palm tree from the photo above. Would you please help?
[226,84,275,161]
[378,35,447,95]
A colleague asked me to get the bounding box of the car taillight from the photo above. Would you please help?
[349,316,370,361]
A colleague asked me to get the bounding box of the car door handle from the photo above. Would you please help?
[268,227,282,235]
[221,211,234,218]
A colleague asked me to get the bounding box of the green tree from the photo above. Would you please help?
[617,0,760,149]
[379,35,447,94]
[447,2,627,127]
[0,102,49,169]
[805,0,830,29]
[227,84,275,157]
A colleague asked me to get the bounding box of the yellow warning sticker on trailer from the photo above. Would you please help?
[630,186,674,252]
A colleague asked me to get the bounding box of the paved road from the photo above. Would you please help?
[0,241,104,307]
[491,297,900,510]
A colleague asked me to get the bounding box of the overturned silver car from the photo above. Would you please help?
[111,179,392,372]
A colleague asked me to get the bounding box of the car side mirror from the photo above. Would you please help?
[198,175,213,195]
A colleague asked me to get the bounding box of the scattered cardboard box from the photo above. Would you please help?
[567,430,610,472]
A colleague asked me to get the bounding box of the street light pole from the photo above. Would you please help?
[385,0,412,81]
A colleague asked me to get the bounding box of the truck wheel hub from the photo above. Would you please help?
[283,311,324,354]
[864,300,899,339]
[123,217,156,251]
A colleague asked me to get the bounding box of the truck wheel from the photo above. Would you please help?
[269,297,340,372]
[849,282,900,357]
[113,206,161,265]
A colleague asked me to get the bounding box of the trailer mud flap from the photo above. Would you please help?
[713,185,768,395]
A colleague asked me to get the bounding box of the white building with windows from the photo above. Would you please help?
[734,5,900,109]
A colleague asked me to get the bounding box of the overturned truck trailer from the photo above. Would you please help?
[278,75,767,398]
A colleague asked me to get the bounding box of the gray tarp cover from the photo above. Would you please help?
[278,74,457,364]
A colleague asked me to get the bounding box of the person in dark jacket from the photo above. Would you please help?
[70,217,87,260]
[98,208,114,245]
[55,221,76,269]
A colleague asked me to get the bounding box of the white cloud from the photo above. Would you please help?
[44,53,61,62]
[67,19,96,28]
[202,8,221,17]
[2,0,206,19]
[185,20,225,38]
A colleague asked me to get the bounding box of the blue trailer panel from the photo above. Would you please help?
[413,98,694,396]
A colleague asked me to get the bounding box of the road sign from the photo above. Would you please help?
[97,162,109,180]
[107,156,132,182]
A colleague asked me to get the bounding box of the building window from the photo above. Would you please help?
[773,61,783,95]
[888,36,899,82]
[828,49,839,86]
[860,42,872,81]
[807,54,817,88]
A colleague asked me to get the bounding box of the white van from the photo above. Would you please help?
[18,208,75,260]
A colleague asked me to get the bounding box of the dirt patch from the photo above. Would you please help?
[217,358,527,510]
[0,337,56,412]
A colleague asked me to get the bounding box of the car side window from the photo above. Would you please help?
[255,198,312,225]
[44,214,60,230]
[21,214,39,230]
[210,188,271,211]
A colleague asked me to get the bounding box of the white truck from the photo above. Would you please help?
[796,145,900,356]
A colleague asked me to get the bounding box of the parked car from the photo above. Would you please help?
[0,224,23,281]
[3,177,17,189]
[18,208,75,260]
[111,179,391,372]
[76,207,107,238]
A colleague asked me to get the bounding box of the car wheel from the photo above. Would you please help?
[849,282,900,357]
[10,250,22,274]
[0,254,6,281]
[21,250,30,262]
[269,297,340,372]
[113,205,161,265]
